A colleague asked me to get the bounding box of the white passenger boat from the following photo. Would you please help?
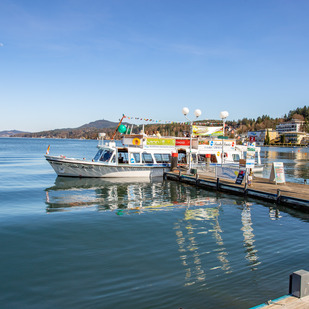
[45,134,174,178]
[45,133,263,178]
[186,138,263,173]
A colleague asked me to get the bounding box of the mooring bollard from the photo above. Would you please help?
[289,269,309,298]
[244,182,248,196]
[170,152,178,171]
[277,189,281,203]
[190,168,197,175]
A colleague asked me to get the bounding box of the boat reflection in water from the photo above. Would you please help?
[45,177,266,287]
[45,176,218,214]
[45,176,164,213]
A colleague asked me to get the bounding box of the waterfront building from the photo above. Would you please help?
[282,132,308,144]
[276,119,304,134]
[248,129,278,145]
[275,119,308,144]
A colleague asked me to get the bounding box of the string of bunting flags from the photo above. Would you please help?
[123,114,223,126]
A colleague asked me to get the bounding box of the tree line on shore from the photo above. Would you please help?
[235,106,309,134]
[14,105,309,140]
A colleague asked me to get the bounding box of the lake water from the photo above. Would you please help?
[0,138,308,309]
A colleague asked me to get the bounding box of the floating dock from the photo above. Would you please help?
[164,170,309,212]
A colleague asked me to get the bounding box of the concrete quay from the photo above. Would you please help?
[250,294,309,308]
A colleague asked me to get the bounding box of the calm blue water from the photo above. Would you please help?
[260,146,309,183]
[0,138,308,309]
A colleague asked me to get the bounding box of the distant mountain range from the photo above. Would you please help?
[1,119,121,135]
[1,119,127,139]
[77,119,121,129]
[0,130,29,137]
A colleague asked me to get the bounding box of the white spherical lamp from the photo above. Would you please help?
[194,109,202,118]
[182,107,189,116]
[220,111,229,119]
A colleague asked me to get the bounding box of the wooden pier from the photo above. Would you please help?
[164,170,309,212]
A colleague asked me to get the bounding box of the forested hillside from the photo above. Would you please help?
[12,105,309,139]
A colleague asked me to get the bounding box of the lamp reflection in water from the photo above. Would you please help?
[174,198,231,287]
[241,202,260,270]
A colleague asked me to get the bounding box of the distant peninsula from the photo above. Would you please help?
[8,119,125,140]
[0,130,29,137]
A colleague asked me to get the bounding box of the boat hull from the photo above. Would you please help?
[45,156,170,178]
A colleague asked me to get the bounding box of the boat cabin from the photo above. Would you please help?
[94,133,261,170]
[93,139,172,166]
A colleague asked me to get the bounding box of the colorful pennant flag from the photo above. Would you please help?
[123,114,224,126]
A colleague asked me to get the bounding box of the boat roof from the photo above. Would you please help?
[97,134,259,153]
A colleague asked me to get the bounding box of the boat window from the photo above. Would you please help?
[178,153,187,164]
[197,154,205,163]
[99,149,114,162]
[232,154,240,162]
[162,154,171,162]
[130,153,140,164]
[118,153,124,163]
[93,149,103,161]
[142,153,154,164]
[118,152,128,164]
[154,154,161,163]
[154,153,171,163]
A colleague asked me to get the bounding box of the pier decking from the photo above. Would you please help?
[164,170,309,212]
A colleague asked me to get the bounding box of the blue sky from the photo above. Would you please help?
[1,0,308,132]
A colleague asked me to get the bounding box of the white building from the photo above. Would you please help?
[282,132,308,144]
[276,119,304,134]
